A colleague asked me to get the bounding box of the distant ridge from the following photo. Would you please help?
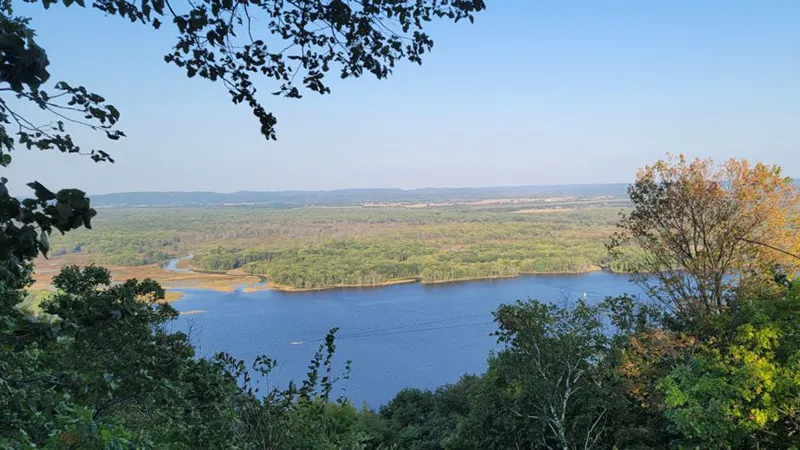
[89,184,630,207]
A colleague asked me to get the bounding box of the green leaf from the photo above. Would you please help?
[39,231,50,256]
[27,181,57,202]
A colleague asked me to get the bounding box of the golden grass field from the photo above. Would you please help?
[31,253,425,296]
[31,253,262,300]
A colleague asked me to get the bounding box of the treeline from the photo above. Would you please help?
[199,235,604,289]
[48,206,620,287]
[54,231,178,266]
[191,216,614,288]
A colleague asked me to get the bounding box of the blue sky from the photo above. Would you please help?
[4,1,799,194]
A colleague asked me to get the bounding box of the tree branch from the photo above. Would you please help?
[739,237,800,261]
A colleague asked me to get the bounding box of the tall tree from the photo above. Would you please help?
[455,300,616,450]
[608,154,800,319]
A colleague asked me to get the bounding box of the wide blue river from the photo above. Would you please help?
[171,272,636,408]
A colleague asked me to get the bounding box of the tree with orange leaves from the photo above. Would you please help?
[609,154,800,319]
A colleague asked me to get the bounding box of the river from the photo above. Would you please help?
[170,272,637,408]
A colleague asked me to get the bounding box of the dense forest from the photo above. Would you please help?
[47,203,623,288]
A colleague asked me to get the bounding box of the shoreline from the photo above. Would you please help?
[244,277,421,293]
[192,268,618,294]
[34,255,627,297]
[417,267,605,287]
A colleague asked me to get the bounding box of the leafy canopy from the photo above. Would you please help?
[1,265,365,448]
[609,153,800,319]
[1,0,485,166]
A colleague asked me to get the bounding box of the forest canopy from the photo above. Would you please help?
[44,203,621,289]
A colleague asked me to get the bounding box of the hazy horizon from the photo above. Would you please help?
[88,181,634,197]
[3,1,799,194]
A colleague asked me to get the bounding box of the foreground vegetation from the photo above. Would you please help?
[7,264,800,449]
[45,203,623,289]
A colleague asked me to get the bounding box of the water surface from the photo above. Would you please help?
[172,272,636,407]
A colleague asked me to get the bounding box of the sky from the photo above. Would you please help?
[3,1,799,194]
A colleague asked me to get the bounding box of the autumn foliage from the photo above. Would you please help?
[609,154,800,317]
